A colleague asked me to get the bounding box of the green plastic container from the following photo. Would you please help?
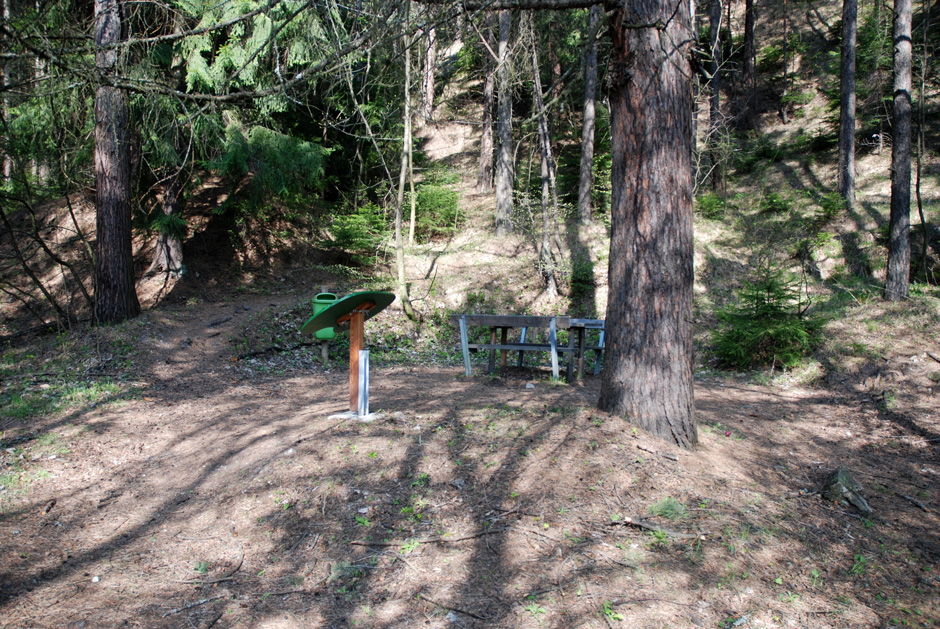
[311,293,338,340]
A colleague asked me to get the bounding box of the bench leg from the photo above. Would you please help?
[550,317,559,380]
[459,316,472,376]
[488,327,497,373]
[566,326,575,382]
[517,327,527,367]
[576,327,586,380]
[594,329,605,376]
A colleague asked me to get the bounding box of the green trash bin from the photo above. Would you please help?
[311,293,338,340]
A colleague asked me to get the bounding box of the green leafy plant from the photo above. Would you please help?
[414,184,460,239]
[326,202,388,262]
[713,266,822,369]
[696,192,726,220]
[602,601,625,621]
[648,496,686,521]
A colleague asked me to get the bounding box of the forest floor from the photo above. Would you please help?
[3,42,940,628]
[1,274,939,628]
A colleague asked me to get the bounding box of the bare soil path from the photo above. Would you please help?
[1,294,939,628]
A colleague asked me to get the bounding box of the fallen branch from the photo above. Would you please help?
[926,351,940,365]
[162,595,225,618]
[898,493,931,513]
[608,517,702,540]
[349,526,508,547]
[418,593,487,620]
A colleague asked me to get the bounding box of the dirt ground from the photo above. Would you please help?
[1,290,939,629]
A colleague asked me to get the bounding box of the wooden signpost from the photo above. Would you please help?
[300,291,395,418]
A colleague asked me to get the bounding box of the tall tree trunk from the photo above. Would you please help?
[529,14,558,297]
[148,167,185,274]
[2,0,12,183]
[742,0,755,90]
[885,0,912,301]
[494,9,513,236]
[477,11,495,193]
[94,0,140,323]
[838,0,857,211]
[708,0,723,192]
[599,0,697,448]
[421,12,437,121]
[780,0,789,124]
[577,4,600,224]
[396,1,417,320]
[915,0,930,281]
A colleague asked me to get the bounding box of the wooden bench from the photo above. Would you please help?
[449,314,604,381]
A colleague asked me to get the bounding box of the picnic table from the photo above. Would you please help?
[449,314,604,382]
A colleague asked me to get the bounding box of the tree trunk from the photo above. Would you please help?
[477,11,495,193]
[2,0,12,183]
[396,1,417,320]
[577,4,600,224]
[421,12,437,121]
[148,168,185,275]
[780,0,789,124]
[494,9,513,236]
[708,0,723,192]
[529,15,558,297]
[94,0,140,324]
[742,0,755,90]
[885,0,912,301]
[837,0,857,211]
[599,0,697,448]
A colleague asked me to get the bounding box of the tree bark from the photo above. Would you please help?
[742,0,755,90]
[577,4,600,224]
[2,0,12,183]
[780,0,789,124]
[477,11,495,193]
[708,0,723,192]
[837,0,857,211]
[494,9,513,235]
[396,1,418,320]
[529,14,558,297]
[598,0,697,448]
[885,0,912,301]
[148,168,185,274]
[94,0,140,323]
[421,11,437,121]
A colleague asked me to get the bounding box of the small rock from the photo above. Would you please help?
[525,382,535,389]
[822,465,873,514]
[450,478,466,490]
[91,576,100,583]
[445,611,458,623]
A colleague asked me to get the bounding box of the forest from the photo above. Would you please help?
[1,0,940,626]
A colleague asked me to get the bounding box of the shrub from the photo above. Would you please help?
[326,203,388,261]
[415,184,460,239]
[696,192,726,220]
[714,267,822,369]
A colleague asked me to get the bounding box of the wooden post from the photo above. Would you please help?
[500,327,508,368]
[349,311,365,412]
